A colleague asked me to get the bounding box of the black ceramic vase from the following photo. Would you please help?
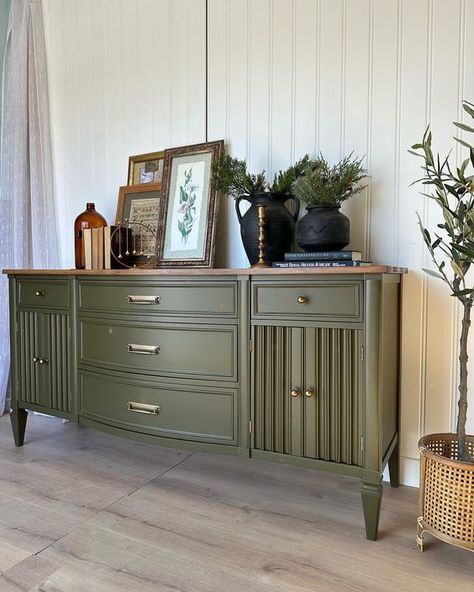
[296,204,350,252]
[235,192,300,265]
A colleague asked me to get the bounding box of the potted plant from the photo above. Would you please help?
[292,153,367,252]
[411,99,474,552]
[211,154,308,265]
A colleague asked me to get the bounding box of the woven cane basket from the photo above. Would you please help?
[417,433,474,552]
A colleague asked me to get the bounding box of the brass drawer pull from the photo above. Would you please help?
[127,295,160,305]
[291,389,301,398]
[297,296,308,304]
[127,402,161,415]
[127,343,160,355]
[305,388,315,398]
[35,290,45,297]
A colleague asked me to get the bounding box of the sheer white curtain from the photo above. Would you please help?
[0,0,59,412]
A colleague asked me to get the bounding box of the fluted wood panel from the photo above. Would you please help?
[18,312,40,406]
[17,312,70,412]
[253,325,362,466]
[208,0,474,486]
[46,314,70,413]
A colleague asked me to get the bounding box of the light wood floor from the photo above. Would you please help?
[0,415,472,591]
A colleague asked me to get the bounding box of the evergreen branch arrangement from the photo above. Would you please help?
[410,99,474,462]
[292,153,368,206]
[211,154,309,198]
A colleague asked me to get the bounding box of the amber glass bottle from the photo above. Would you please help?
[74,203,107,269]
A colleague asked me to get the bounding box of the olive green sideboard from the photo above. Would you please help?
[5,266,404,540]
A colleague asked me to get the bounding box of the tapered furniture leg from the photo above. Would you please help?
[361,480,383,541]
[10,407,28,447]
[388,441,400,487]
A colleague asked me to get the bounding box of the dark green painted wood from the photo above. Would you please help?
[17,279,69,309]
[252,280,363,322]
[361,479,383,541]
[79,319,237,380]
[79,370,237,444]
[78,279,238,317]
[388,441,400,487]
[10,406,27,447]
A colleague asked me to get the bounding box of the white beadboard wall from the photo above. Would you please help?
[41,0,206,264]
[42,0,474,486]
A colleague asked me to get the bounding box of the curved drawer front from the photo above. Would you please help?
[79,371,236,444]
[17,279,70,310]
[78,280,237,317]
[79,320,237,380]
[252,281,362,322]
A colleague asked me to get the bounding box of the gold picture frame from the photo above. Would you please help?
[127,151,165,185]
[154,140,224,268]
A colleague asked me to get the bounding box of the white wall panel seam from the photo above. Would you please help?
[290,0,296,163]
[268,0,273,175]
[340,0,347,158]
[314,0,321,153]
[394,0,403,265]
[364,0,374,260]
[419,0,435,439]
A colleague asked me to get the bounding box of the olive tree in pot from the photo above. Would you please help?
[411,100,474,552]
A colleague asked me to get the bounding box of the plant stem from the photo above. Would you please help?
[457,297,473,461]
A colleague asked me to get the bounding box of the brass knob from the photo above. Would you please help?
[35,290,45,297]
[305,388,315,398]
[43,358,49,365]
[297,296,308,304]
[38,357,44,365]
[32,356,38,363]
[290,389,301,398]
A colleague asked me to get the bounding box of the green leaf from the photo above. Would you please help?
[452,288,474,297]
[422,268,444,280]
[454,121,474,133]
[451,259,465,277]
[454,136,474,150]
[411,143,423,150]
[462,102,474,119]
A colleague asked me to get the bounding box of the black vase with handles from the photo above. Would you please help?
[235,192,300,265]
[296,204,350,252]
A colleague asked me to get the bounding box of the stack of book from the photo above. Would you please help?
[272,250,371,268]
[83,226,133,270]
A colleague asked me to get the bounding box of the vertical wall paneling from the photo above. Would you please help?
[43,0,474,485]
[42,0,206,267]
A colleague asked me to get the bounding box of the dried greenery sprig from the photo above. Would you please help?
[410,99,474,462]
[292,153,368,206]
[211,154,309,198]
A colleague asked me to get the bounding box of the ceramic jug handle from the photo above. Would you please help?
[235,194,251,224]
[285,195,300,223]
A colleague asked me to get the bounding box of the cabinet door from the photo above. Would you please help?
[253,325,363,466]
[17,311,71,413]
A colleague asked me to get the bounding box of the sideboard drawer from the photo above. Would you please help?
[79,319,237,380]
[78,280,237,317]
[17,279,70,310]
[79,371,237,444]
[252,280,363,322]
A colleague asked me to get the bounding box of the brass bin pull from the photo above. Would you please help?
[35,290,45,297]
[127,344,160,355]
[127,402,161,415]
[305,388,315,398]
[297,296,308,304]
[290,389,301,398]
[127,295,160,305]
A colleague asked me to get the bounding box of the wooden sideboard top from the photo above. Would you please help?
[3,265,407,276]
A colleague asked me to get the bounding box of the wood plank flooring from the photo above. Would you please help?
[0,414,472,591]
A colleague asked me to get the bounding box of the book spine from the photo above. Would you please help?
[284,251,358,261]
[83,228,92,270]
[273,260,361,268]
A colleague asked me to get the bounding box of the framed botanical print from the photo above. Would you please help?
[127,151,165,185]
[154,140,224,268]
[115,182,161,261]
